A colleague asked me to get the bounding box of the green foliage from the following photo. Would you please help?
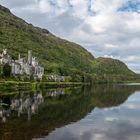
[92,57,135,75]
[0,6,138,83]
[68,68,84,82]
[42,75,47,82]
[30,74,35,82]
[64,76,71,82]
[23,75,29,82]
[0,8,94,78]
[3,63,11,77]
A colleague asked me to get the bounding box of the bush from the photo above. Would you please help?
[30,74,35,82]
[42,75,47,82]
[3,63,11,77]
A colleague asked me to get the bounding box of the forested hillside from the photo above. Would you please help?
[0,5,138,83]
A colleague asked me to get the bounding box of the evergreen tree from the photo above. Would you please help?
[30,74,35,82]
[3,64,11,77]
[42,75,47,82]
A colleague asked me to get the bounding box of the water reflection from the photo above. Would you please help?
[0,89,67,123]
[45,92,140,140]
[0,91,43,122]
[46,89,65,97]
[0,85,140,140]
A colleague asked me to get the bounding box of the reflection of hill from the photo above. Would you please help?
[0,85,140,140]
[87,84,140,108]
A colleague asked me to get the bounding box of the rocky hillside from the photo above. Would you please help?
[0,5,137,82]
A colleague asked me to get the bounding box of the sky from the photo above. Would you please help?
[0,0,140,73]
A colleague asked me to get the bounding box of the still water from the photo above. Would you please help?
[0,84,140,140]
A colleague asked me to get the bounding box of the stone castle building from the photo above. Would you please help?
[0,49,44,79]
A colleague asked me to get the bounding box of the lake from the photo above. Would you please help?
[0,84,140,140]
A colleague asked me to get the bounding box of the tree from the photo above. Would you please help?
[68,68,83,82]
[30,74,35,82]
[42,75,47,82]
[3,64,11,77]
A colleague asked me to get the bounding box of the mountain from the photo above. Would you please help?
[0,5,94,76]
[0,5,138,82]
[91,57,138,83]
[92,57,134,75]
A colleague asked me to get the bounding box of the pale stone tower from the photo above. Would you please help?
[28,50,32,65]
[3,49,7,55]
[18,54,20,60]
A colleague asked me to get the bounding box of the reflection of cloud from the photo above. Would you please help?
[91,133,105,140]
[105,117,118,122]
[122,92,140,109]
[37,91,140,140]
[127,92,140,100]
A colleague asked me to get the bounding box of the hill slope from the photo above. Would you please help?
[90,57,138,83]
[0,5,137,82]
[0,5,94,75]
[92,57,134,75]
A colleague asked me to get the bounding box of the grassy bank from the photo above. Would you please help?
[0,81,32,91]
[1,78,140,91]
[0,81,86,91]
[38,82,87,88]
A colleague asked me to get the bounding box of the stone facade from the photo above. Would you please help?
[0,49,44,79]
[46,75,65,82]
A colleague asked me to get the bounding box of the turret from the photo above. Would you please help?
[18,54,21,60]
[28,50,32,65]
[3,49,7,55]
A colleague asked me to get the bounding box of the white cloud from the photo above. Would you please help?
[90,0,127,14]
[38,0,52,13]
[124,55,140,62]
[105,44,118,49]
[69,0,89,18]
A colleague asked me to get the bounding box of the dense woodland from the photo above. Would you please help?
[0,5,140,83]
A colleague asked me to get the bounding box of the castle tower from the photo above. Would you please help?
[18,54,20,60]
[28,50,32,65]
[3,49,7,55]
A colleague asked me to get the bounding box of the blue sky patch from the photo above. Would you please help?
[118,0,140,12]
[48,0,56,6]
[88,0,96,16]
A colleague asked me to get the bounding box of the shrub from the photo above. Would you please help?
[3,63,11,77]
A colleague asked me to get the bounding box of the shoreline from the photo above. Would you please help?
[1,80,140,91]
[38,82,88,88]
[0,81,87,91]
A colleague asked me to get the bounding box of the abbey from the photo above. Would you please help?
[0,49,44,79]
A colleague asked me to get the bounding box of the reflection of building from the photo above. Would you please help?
[0,92,44,122]
[47,89,65,97]
[0,49,44,79]
[0,109,10,123]
[0,89,66,123]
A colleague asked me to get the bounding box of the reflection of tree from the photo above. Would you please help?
[86,84,140,108]
[0,85,140,140]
